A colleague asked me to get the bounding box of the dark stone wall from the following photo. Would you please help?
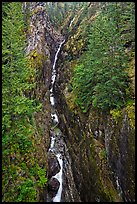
[54,35,135,201]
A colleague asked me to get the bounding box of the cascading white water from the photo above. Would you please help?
[50,95,55,106]
[52,154,63,202]
[48,39,81,202]
[69,17,75,27]
[49,136,55,150]
[116,176,123,197]
[49,40,65,107]
[49,40,65,202]
[51,113,59,124]
[50,40,65,86]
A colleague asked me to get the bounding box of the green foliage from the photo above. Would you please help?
[99,149,107,160]
[16,165,47,202]
[2,2,47,202]
[72,2,134,112]
[110,109,122,124]
[17,179,37,202]
[37,165,48,187]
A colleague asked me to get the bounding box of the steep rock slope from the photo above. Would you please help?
[54,3,135,202]
[23,2,64,201]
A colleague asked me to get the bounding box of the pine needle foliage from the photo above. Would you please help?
[2,2,47,202]
[72,2,135,112]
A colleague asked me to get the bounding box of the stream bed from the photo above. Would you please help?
[47,40,81,202]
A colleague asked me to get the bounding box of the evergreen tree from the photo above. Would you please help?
[72,2,134,112]
[2,3,47,202]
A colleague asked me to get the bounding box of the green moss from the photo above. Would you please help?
[31,6,44,16]
[91,137,122,202]
[125,104,135,129]
[99,149,107,160]
[28,50,48,69]
[110,99,135,129]
[110,109,122,124]
[99,175,122,202]
[64,25,85,56]
[26,50,48,83]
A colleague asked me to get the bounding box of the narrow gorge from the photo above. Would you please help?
[47,39,80,202]
[2,2,135,202]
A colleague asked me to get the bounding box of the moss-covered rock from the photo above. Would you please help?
[56,36,135,203]
[28,49,48,69]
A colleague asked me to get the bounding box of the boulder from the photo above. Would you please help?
[48,153,60,178]
[48,177,60,192]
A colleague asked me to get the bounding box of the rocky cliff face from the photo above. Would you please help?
[54,7,135,201]
[55,84,123,202]
[23,2,64,201]
[55,58,135,202]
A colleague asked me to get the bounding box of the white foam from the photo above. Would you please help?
[50,95,55,106]
[52,154,63,202]
[49,40,65,202]
[51,74,56,85]
[51,113,59,124]
[69,17,75,27]
[49,136,55,150]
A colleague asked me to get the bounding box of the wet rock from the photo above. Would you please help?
[48,177,60,192]
[48,153,60,178]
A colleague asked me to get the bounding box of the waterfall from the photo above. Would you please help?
[52,154,63,202]
[48,39,80,202]
[48,40,65,202]
[49,40,65,105]
[69,17,75,27]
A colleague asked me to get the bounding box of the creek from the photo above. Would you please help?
[47,38,81,202]
[48,40,65,202]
